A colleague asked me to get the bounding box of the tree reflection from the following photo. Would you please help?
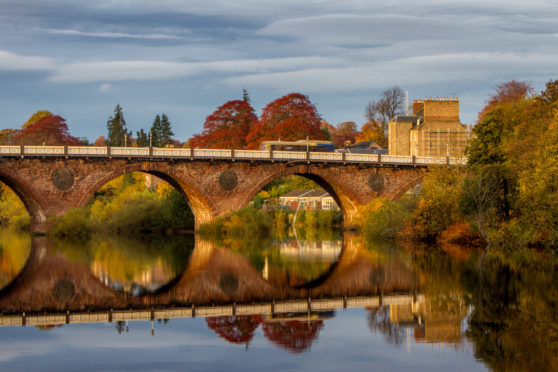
[367,307,405,346]
[206,315,263,345]
[262,319,324,353]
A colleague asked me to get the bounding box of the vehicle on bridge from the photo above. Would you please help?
[260,140,335,152]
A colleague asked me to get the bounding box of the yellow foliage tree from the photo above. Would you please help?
[22,110,53,128]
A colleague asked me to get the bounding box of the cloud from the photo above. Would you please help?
[41,28,184,40]
[98,83,111,92]
[222,52,558,92]
[0,50,54,71]
[46,56,342,83]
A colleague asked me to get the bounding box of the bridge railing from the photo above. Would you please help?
[0,146,20,155]
[111,147,150,156]
[272,150,307,160]
[24,146,65,155]
[68,146,107,156]
[345,153,380,162]
[381,155,413,164]
[194,149,232,158]
[309,152,343,161]
[415,156,446,165]
[235,150,270,159]
[0,145,467,166]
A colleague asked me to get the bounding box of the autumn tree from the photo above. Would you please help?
[15,115,80,145]
[477,80,532,123]
[0,129,20,145]
[246,93,325,149]
[106,104,131,146]
[190,100,258,149]
[23,110,53,128]
[327,121,359,148]
[357,121,388,148]
[93,136,107,146]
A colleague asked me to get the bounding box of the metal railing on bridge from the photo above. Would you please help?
[0,145,467,166]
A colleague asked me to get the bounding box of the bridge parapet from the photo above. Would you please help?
[0,145,466,166]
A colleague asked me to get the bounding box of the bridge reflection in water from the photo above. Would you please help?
[0,232,454,354]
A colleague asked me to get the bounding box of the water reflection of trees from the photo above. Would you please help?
[367,307,405,346]
[0,229,31,290]
[262,320,324,353]
[53,234,194,295]
[413,246,558,371]
[204,315,325,353]
[206,315,263,345]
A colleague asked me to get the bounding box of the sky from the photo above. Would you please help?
[1,0,557,142]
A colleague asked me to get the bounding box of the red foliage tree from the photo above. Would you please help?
[477,80,532,123]
[328,121,360,148]
[206,315,263,344]
[190,100,258,149]
[15,115,80,146]
[262,320,324,353]
[246,93,326,149]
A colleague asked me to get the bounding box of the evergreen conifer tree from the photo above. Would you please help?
[150,114,161,147]
[106,104,131,146]
[150,113,174,147]
[136,129,149,147]
[159,113,174,146]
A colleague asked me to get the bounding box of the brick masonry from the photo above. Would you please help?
[0,158,426,232]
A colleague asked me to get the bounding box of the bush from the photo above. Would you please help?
[363,200,408,240]
[50,208,92,240]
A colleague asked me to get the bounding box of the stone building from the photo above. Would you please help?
[388,97,472,157]
[279,189,339,211]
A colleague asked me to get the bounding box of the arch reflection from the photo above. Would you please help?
[0,229,31,291]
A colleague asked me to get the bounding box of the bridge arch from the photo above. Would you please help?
[77,162,215,228]
[390,173,425,201]
[0,170,47,232]
[239,164,361,228]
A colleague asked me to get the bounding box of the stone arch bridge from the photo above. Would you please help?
[0,145,464,233]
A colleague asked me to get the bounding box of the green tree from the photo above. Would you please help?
[136,129,149,147]
[150,114,174,147]
[107,104,131,146]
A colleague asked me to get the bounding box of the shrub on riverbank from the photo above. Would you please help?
[361,198,409,240]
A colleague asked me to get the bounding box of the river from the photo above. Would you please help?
[0,228,556,371]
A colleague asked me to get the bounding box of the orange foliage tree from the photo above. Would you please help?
[190,100,258,149]
[15,115,80,145]
[356,121,388,148]
[246,93,325,149]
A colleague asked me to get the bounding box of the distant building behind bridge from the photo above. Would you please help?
[279,189,339,211]
[388,97,472,157]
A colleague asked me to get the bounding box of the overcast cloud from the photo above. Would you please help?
[0,0,557,141]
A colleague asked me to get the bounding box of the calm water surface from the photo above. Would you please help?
[0,229,556,371]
